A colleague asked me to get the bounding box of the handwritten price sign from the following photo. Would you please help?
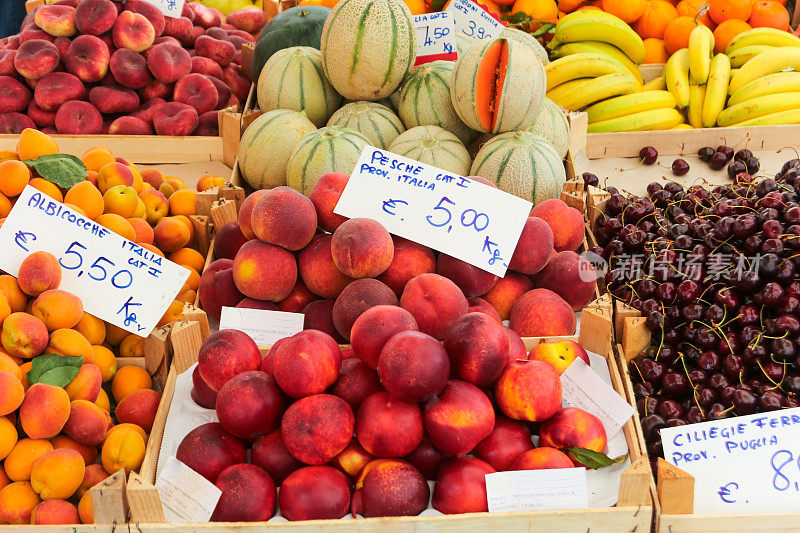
[0,186,190,336]
[141,0,185,18]
[661,406,800,514]
[413,12,457,66]
[445,0,503,42]
[334,146,530,277]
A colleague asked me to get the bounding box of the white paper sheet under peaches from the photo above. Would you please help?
[155,348,629,522]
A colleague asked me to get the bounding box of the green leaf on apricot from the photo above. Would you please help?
[566,448,628,470]
[27,353,84,388]
[22,154,87,190]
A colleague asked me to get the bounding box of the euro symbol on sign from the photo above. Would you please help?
[14,231,36,252]
[382,199,408,216]
[718,482,738,504]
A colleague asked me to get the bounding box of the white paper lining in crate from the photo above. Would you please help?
[155,352,630,522]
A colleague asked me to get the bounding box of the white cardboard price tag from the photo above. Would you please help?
[661,407,800,515]
[156,456,221,522]
[485,468,589,512]
[219,307,304,347]
[141,0,185,18]
[413,12,458,65]
[445,0,503,42]
[561,357,636,438]
[0,186,190,336]
[333,146,531,277]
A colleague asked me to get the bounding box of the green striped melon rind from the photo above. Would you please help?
[239,109,318,190]
[398,60,478,146]
[470,131,566,205]
[257,46,341,128]
[525,97,570,158]
[320,0,417,101]
[327,101,405,149]
[387,125,471,175]
[500,27,549,64]
[286,126,370,195]
[451,37,546,134]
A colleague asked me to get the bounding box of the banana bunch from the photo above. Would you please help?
[548,11,646,65]
[725,28,800,67]
[585,91,683,132]
[545,52,642,111]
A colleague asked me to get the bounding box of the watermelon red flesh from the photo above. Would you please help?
[475,40,509,132]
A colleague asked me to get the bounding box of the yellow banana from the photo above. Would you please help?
[545,53,631,91]
[728,45,774,68]
[548,72,640,111]
[665,48,690,108]
[688,25,714,84]
[585,90,676,123]
[671,124,694,129]
[643,75,666,91]
[550,15,646,64]
[728,108,800,127]
[688,84,706,128]
[702,53,731,128]
[587,108,684,132]
[728,71,800,107]
[717,92,800,127]
[725,27,800,55]
[546,78,593,103]
[550,41,644,84]
[729,46,800,94]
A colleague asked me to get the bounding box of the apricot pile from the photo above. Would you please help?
[0,257,162,525]
[180,325,608,521]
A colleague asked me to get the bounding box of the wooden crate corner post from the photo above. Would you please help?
[622,316,651,362]
[220,110,244,168]
[219,183,246,212]
[90,468,128,524]
[190,215,212,257]
[181,302,210,340]
[578,302,614,357]
[657,458,694,515]
[169,320,204,374]
[144,325,172,391]
[210,198,238,232]
[617,457,653,508]
[127,471,165,523]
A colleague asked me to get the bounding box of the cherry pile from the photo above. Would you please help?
[588,155,800,464]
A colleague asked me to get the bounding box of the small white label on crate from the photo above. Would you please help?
[485,468,589,512]
[141,0,185,18]
[445,0,503,42]
[333,146,530,277]
[561,357,636,438]
[219,307,304,347]
[0,185,190,337]
[413,12,458,65]
[661,406,800,515]
[156,456,222,522]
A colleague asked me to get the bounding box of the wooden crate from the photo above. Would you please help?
[126,303,653,532]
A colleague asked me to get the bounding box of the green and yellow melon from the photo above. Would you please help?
[388,125,471,175]
[238,109,318,190]
[525,98,570,158]
[320,0,417,101]
[451,37,546,134]
[470,131,566,205]
[398,60,477,145]
[500,27,549,64]
[257,46,341,128]
[327,101,404,149]
[286,126,370,194]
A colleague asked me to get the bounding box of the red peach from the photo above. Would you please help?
[198,329,261,391]
[33,72,86,111]
[329,357,383,411]
[510,288,577,337]
[539,407,608,467]
[505,326,527,359]
[237,298,278,312]
[423,380,495,456]
[250,430,303,484]
[64,35,109,83]
[251,186,317,251]
[495,359,562,422]
[175,422,247,482]
[191,55,223,79]
[482,271,533,321]
[139,79,173,101]
[226,7,267,33]
[443,312,509,387]
[400,273,468,340]
[0,77,31,113]
[152,101,198,135]
[529,339,590,375]
[198,258,244,321]
[124,0,166,37]
[302,299,346,343]
[74,0,116,36]
[535,251,597,311]
[404,436,449,480]
[332,279,398,341]
[194,35,235,66]
[510,447,574,470]
[331,218,394,279]
[0,113,33,134]
[351,459,429,517]
[356,391,423,457]
[378,331,449,402]
[432,456,495,514]
[55,100,102,134]
[331,439,374,480]
[211,464,276,522]
[14,40,59,79]
[216,371,284,440]
[194,110,220,135]
[108,116,152,135]
[112,11,155,53]
[272,329,341,399]
[0,50,17,77]
[474,416,533,471]
[222,63,249,102]
[190,365,217,409]
[27,100,56,127]
[298,234,353,299]
[206,76,230,110]
[237,189,267,240]
[280,394,354,465]
[350,304,418,369]
[279,466,351,521]
[509,216,554,275]
[163,17,193,44]
[466,296,502,323]
[530,199,584,252]
[277,279,317,313]
[89,85,139,113]
[34,5,77,37]
[173,72,218,114]
[109,49,150,89]
[308,172,349,232]
[437,254,498,297]
[232,239,297,302]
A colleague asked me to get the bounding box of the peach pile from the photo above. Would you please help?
[0,0,264,135]
[0,262,162,524]
[200,174,595,342]
[181,321,608,521]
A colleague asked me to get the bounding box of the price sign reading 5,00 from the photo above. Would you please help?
[0,186,190,336]
[336,146,531,277]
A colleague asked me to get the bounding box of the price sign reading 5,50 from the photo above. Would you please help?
[336,146,531,277]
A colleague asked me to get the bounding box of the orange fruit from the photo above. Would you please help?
[511,0,559,30]
[601,0,647,22]
[663,15,701,53]
[675,0,716,28]
[558,0,585,11]
[708,0,752,24]
[748,0,789,29]
[712,18,751,52]
[634,0,680,39]
[643,38,670,62]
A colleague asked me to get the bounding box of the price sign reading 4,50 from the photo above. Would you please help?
[335,146,531,277]
[0,186,190,336]
[413,12,458,66]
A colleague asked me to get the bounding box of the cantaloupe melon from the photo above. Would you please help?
[257,46,341,128]
[451,37,546,134]
[398,60,477,145]
[500,27,549,64]
[327,101,404,149]
[470,131,565,205]
[320,0,417,101]
[526,98,570,158]
[286,126,370,194]
[239,109,318,190]
[388,125,471,175]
